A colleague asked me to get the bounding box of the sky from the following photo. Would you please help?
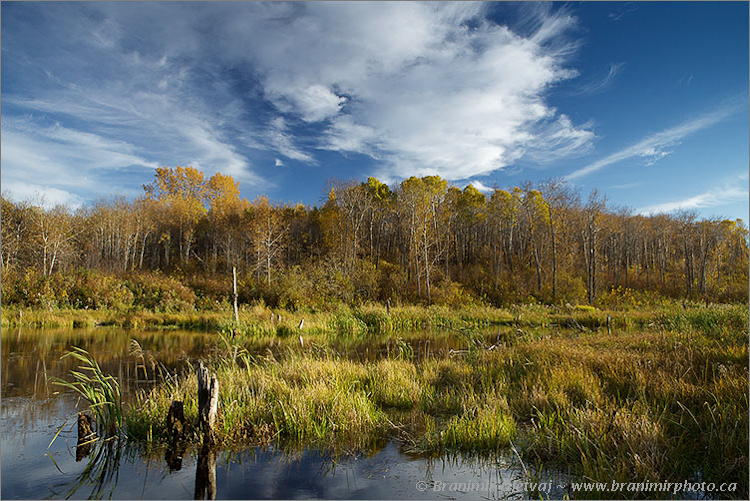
[2,1,748,221]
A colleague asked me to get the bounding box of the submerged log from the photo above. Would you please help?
[197,362,219,445]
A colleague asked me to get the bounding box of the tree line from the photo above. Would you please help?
[2,166,747,307]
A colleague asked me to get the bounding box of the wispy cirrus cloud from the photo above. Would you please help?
[637,173,748,215]
[569,62,625,96]
[564,103,743,181]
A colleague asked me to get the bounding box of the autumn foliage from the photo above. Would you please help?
[2,167,747,311]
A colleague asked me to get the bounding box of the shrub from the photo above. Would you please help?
[124,272,196,312]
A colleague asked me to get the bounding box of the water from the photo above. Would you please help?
[1,327,567,499]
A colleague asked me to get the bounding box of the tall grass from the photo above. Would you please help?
[52,347,124,436]
[46,303,748,498]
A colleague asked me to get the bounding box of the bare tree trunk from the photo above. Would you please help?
[423,226,431,302]
[550,223,557,300]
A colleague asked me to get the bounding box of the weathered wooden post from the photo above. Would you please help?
[195,363,218,499]
[607,315,611,335]
[167,400,185,441]
[232,266,239,324]
[386,299,391,315]
[197,361,219,445]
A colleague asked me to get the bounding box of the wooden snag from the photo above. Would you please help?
[167,400,185,441]
[76,412,96,462]
[197,361,219,445]
[164,400,186,470]
[232,266,239,324]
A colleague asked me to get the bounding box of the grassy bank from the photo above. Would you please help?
[117,304,748,498]
[2,298,734,334]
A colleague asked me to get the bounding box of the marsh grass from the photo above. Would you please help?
[49,303,748,498]
[52,346,124,437]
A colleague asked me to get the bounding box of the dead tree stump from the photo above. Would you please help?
[167,400,185,441]
[76,412,96,462]
[197,362,219,445]
[165,400,186,471]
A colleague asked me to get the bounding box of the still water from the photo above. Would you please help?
[1,327,566,499]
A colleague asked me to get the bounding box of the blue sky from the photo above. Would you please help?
[2,1,748,221]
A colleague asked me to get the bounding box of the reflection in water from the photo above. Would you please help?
[2,326,215,400]
[2,326,568,499]
[63,436,124,500]
[195,445,217,500]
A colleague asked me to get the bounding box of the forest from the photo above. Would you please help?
[1,165,747,313]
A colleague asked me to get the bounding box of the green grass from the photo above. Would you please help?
[52,347,124,437]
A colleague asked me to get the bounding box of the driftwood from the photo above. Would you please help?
[76,412,96,462]
[197,362,219,445]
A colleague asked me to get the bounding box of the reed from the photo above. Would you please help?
[52,347,124,436]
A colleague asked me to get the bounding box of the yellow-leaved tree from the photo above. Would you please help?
[143,166,207,267]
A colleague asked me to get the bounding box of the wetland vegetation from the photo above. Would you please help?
[2,168,748,499]
[4,302,743,499]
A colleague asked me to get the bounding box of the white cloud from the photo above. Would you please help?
[294,84,347,123]
[265,118,317,164]
[2,52,267,200]
[3,2,595,204]
[564,104,742,181]
[1,180,85,209]
[638,175,749,215]
[466,180,494,194]
[215,2,593,180]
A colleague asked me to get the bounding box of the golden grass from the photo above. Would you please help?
[46,303,746,498]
